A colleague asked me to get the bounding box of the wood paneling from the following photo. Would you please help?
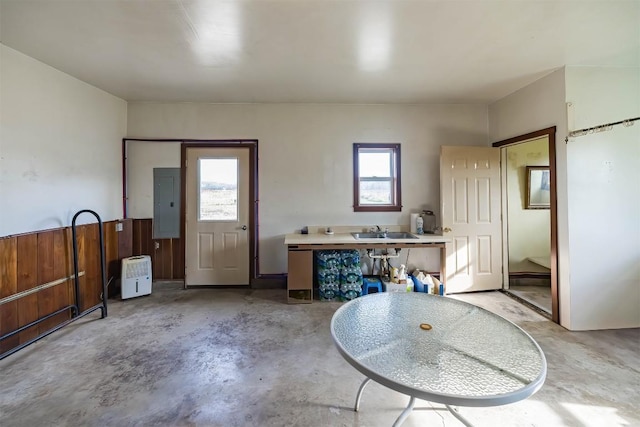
[133,219,183,280]
[108,219,133,298]
[172,237,185,280]
[17,234,39,343]
[37,231,57,332]
[118,219,133,259]
[155,239,173,279]
[81,223,100,312]
[104,222,119,299]
[104,223,118,281]
[52,229,73,325]
[74,224,87,312]
[133,219,153,257]
[0,238,19,353]
[0,219,134,357]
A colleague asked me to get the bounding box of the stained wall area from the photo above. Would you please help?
[0,44,127,237]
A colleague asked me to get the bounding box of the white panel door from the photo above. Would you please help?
[441,146,502,293]
[185,147,250,286]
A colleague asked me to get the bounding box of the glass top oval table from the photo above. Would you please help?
[330,292,547,426]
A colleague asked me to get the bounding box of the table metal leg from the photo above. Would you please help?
[440,244,446,291]
[352,378,471,427]
[445,404,474,427]
[354,378,372,412]
[392,396,416,427]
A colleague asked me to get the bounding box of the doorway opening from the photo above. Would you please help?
[122,138,263,288]
[184,146,250,287]
[181,142,258,289]
[493,127,559,323]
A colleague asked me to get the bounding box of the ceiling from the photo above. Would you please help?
[1,0,638,104]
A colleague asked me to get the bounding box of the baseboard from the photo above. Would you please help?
[509,271,551,279]
[252,274,287,289]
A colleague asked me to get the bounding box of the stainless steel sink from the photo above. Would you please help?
[351,232,417,239]
[351,232,385,239]
[386,232,418,239]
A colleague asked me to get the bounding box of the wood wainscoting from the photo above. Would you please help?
[0,219,133,355]
[1,215,277,356]
[0,217,186,357]
[132,219,184,280]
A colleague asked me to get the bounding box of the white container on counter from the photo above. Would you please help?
[410,213,420,233]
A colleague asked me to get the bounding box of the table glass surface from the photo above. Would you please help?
[331,292,546,405]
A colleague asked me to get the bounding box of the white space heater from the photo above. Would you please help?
[121,255,152,300]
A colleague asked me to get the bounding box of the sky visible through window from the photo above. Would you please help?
[199,158,238,221]
[359,151,391,177]
[354,144,400,211]
[200,158,238,184]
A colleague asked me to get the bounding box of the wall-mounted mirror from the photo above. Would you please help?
[525,166,550,209]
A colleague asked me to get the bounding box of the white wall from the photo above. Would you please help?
[0,45,127,236]
[127,103,488,274]
[126,141,181,218]
[506,137,550,271]
[488,68,571,327]
[564,66,640,330]
[490,66,640,330]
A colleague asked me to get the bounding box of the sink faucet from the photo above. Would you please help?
[375,225,388,237]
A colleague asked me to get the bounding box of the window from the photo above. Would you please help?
[353,143,401,212]
[198,158,239,221]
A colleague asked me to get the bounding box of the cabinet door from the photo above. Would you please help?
[287,250,313,290]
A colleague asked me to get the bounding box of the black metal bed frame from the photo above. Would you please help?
[0,209,108,360]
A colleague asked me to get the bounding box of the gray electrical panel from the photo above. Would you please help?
[153,168,180,239]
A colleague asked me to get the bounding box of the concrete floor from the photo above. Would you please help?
[1,282,638,427]
[506,285,552,314]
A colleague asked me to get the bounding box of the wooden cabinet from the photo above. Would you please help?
[284,234,449,304]
[287,249,313,304]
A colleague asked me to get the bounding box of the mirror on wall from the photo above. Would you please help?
[525,166,550,209]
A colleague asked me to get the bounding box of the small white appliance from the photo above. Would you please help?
[121,255,152,300]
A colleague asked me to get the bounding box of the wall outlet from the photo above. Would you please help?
[115,222,123,232]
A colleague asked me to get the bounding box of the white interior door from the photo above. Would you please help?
[185,147,250,286]
[440,146,502,293]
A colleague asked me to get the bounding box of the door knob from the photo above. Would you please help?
[442,227,452,233]
[241,225,247,230]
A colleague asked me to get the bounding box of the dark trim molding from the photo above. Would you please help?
[353,143,402,212]
[492,126,559,324]
[501,290,552,320]
[252,274,287,289]
[492,127,556,147]
[509,272,551,279]
[181,141,258,288]
[122,138,263,288]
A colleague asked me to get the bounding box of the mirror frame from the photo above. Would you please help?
[525,166,551,209]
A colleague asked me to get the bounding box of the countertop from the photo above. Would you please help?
[284,232,450,245]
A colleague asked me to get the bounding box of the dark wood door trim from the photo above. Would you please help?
[122,138,263,288]
[492,127,559,324]
[181,141,258,288]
